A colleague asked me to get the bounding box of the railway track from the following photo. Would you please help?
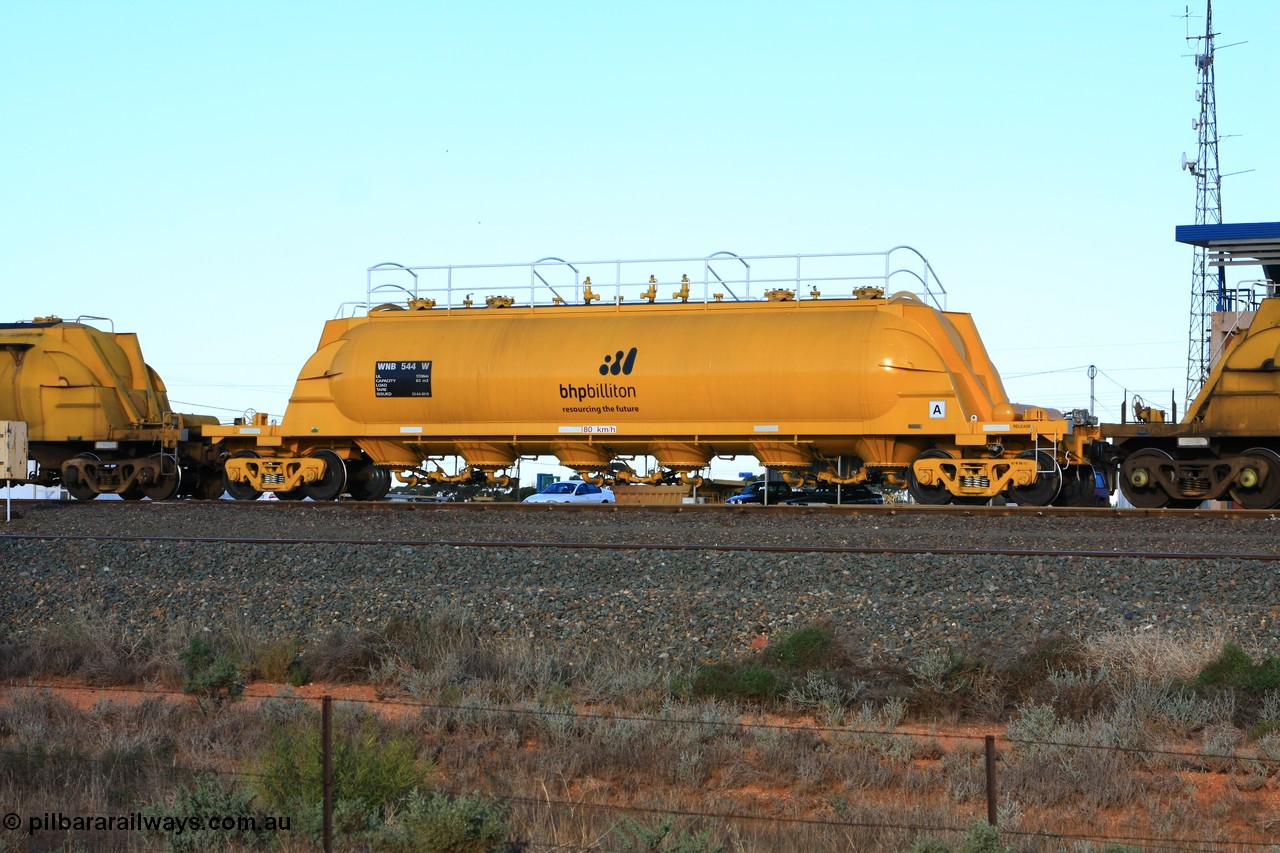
[3,531,1279,562]
[4,497,1278,662]
[7,498,1280,560]
[6,496,1280,519]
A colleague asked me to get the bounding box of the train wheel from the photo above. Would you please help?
[369,467,392,500]
[223,450,263,501]
[907,448,954,505]
[1049,467,1079,506]
[277,489,307,501]
[141,474,180,500]
[1006,450,1062,506]
[1229,447,1280,509]
[303,449,348,501]
[1052,465,1095,507]
[346,462,391,501]
[1119,448,1175,509]
[120,485,146,501]
[195,468,226,500]
[62,453,100,502]
[141,454,182,501]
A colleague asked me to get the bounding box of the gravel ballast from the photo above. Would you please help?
[3,502,1278,662]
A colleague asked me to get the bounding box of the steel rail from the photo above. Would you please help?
[9,499,1280,520]
[3,532,1277,561]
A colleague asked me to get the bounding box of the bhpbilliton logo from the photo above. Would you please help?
[600,347,638,376]
[560,346,640,402]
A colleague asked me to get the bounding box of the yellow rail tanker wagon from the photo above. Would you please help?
[0,316,222,500]
[210,249,1107,505]
[1107,222,1280,509]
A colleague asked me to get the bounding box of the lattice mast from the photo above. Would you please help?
[1183,0,1223,407]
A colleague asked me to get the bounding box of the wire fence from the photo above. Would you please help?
[3,680,1278,851]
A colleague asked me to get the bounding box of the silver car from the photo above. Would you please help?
[523,481,616,504]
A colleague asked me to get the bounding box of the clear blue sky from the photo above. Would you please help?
[3,1,1276,482]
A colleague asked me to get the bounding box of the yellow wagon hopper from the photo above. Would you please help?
[210,250,1104,505]
[0,317,222,500]
[1106,222,1280,509]
[1109,294,1280,508]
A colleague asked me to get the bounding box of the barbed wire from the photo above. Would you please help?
[443,787,1280,850]
[4,709,1276,850]
[5,767,1274,853]
[5,679,1279,766]
[0,750,279,784]
[503,792,969,836]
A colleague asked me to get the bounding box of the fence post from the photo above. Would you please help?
[984,734,997,826]
[322,695,333,853]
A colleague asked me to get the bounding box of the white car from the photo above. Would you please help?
[523,481,615,504]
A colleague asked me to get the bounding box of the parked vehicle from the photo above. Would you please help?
[725,481,796,505]
[1091,469,1112,506]
[523,481,615,504]
[784,484,885,506]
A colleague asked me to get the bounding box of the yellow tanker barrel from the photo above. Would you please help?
[209,250,1099,505]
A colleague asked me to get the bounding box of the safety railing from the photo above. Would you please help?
[337,248,948,318]
[1214,281,1269,313]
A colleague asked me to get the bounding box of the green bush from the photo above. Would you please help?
[957,820,1011,853]
[692,662,782,703]
[1188,642,1280,725]
[142,778,276,851]
[615,815,724,853]
[1195,643,1280,694]
[767,626,837,670]
[906,821,1011,852]
[180,636,243,705]
[371,789,513,852]
[690,663,737,700]
[736,664,782,700]
[287,660,309,687]
[688,626,853,704]
[255,713,430,820]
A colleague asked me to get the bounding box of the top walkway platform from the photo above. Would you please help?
[340,247,948,318]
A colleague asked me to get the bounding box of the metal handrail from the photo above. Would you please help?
[73,315,115,332]
[361,248,948,315]
[704,250,750,302]
[530,256,578,306]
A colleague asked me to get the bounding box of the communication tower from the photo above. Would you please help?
[1182,0,1222,407]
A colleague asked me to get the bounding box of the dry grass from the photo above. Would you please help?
[3,617,1279,851]
[1082,627,1234,687]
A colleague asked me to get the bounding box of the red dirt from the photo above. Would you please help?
[3,680,1277,845]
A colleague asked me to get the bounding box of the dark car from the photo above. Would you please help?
[1091,469,1112,506]
[783,484,885,506]
[724,481,796,505]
